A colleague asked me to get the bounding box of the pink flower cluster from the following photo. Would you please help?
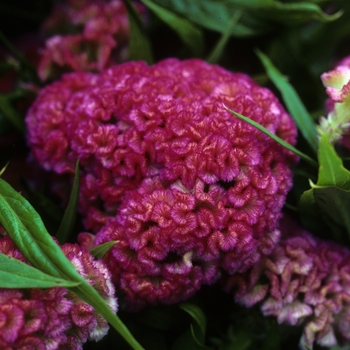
[38,0,141,81]
[26,58,297,308]
[0,235,117,349]
[224,217,350,349]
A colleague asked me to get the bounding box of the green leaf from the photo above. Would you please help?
[256,50,318,153]
[150,0,340,38]
[316,134,350,190]
[123,0,154,64]
[0,162,9,177]
[90,241,118,259]
[207,11,242,63]
[224,107,318,167]
[179,303,207,344]
[0,177,78,279]
[313,186,350,245]
[141,0,204,57]
[150,0,273,37]
[0,253,80,288]
[173,302,212,350]
[0,178,144,350]
[260,2,342,26]
[56,160,80,244]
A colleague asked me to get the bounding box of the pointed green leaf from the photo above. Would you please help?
[0,253,80,288]
[256,50,318,153]
[123,0,154,64]
[141,0,204,56]
[179,303,207,343]
[150,0,340,38]
[175,303,211,350]
[262,2,342,25]
[56,161,80,244]
[90,241,118,259]
[0,178,144,350]
[225,107,318,167]
[150,0,272,37]
[0,177,77,279]
[0,162,9,177]
[316,134,350,190]
[189,325,212,349]
[207,11,242,63]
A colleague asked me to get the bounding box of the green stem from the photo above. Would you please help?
[225,106,318,168]
[207,11,241,64]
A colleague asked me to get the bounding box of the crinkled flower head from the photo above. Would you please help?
[27,58,297,308]
[0,234,117,350]
[319,55,350,145]
[38,0,143,81]
[322,56,350,104]
[224,216,350,349]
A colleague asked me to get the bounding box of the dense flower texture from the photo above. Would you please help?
[224,217,350,349]
[0,235,117,349]
[26,58,297,308]
[38,0,141,81]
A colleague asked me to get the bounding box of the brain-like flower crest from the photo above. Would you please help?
[224,216,350,349]
[38,0,143,81]
[0,234,117,349]
[26,58,297,308]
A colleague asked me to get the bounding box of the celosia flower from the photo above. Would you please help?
[0,234,117,349]
[224,216,350,349]
[27,58,297,308]
[319,56,350,144]
[38,0,143,81]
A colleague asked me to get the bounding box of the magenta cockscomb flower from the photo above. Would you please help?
[38,0,143,81]
[224,217,350,349]
[0,235,117,349]
[27,58,297,307]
